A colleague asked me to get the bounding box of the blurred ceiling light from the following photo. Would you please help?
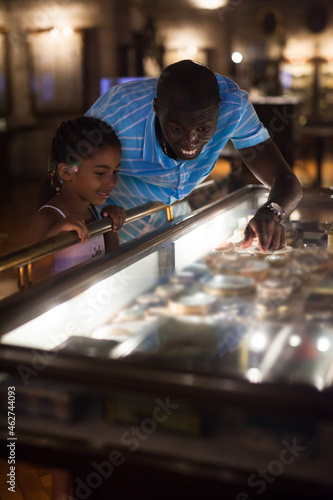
[62,26,73,37]
[190,0,229,9]
[50,27,60,37]
[231,51,243,63]
[284,39,314,64]
[186,44,198,57]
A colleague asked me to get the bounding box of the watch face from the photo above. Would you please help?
[271,202,285,216]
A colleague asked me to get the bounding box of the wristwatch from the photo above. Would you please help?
[264,202,286,223]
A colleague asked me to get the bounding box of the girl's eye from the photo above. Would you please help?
[95,172,105,176]
[172,126,182,133]
[198,126,210,133]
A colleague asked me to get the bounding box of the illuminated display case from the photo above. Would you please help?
[1,186,333,500]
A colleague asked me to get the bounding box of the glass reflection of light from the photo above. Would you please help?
[314,376,325,391]
[289,334,302,347]
[1,301,71,349]
[317,336,330,352]
[247,367,262,383]
[248,331,268,353]
[291,210,301,221]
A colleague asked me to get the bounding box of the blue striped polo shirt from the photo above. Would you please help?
[86,74,269,241]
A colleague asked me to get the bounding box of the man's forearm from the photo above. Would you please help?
[239,139,303,216]
[266,172,303,216]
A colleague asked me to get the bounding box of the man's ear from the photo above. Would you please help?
[57,163,73,181]
[153,97,159,117]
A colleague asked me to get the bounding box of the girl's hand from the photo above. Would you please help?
[101,205,126,232]
[47,216,90,243]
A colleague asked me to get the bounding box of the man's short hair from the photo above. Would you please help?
[157,60,220,110]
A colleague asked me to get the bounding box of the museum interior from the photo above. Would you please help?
[1,1,333,499]
[1,0,333,254]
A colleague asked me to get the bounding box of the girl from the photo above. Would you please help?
[29,117,126,498]
[29,116,126,282]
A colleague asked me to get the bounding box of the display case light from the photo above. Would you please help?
[317,336,330,352]
[290,209,301,221]
[246,367,262,383]
[289,334,302,347]
[248,331,268,353]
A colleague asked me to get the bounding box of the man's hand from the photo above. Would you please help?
[101,205,126,232]
[238,139,302,252]
[242,210,286,252]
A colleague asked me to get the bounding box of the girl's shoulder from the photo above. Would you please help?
[29,200,65,243]
[38,194,69,217]
[38,203,67,218]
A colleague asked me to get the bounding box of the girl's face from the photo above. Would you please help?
[71,144,121,205]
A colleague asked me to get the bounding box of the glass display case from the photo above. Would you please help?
[1,186,333,500]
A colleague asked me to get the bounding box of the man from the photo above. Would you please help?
[86,60,302,251]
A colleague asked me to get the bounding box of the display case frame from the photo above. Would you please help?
[1,185,333,499]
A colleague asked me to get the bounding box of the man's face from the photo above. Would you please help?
[154,99,220,161]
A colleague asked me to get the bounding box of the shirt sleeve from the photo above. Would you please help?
[230,90,270,149]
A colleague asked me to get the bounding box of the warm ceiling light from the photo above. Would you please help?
[62,26,73,37]
[231,51,243,63]
[50,28,60,37]
[190,0,229,9]
[186,44,198,57]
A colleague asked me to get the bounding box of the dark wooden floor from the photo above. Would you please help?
[0,458,52,500]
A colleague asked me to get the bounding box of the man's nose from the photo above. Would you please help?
[184,130,198,146]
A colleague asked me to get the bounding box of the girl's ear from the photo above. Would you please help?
[57,163,73,181]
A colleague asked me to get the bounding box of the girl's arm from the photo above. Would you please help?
[29,211,57,283]
[101,205,126,252]
[104,230,120,252]
[29,210,90,283]
[29,212,89,243]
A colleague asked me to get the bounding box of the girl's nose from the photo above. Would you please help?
[109,174,118,189]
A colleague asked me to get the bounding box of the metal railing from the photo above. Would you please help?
[0,180,219,288]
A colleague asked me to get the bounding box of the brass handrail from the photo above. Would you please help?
[0,179,218,274]
[0,201,165,273]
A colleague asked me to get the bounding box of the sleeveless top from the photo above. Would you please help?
[38,204,105,274]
